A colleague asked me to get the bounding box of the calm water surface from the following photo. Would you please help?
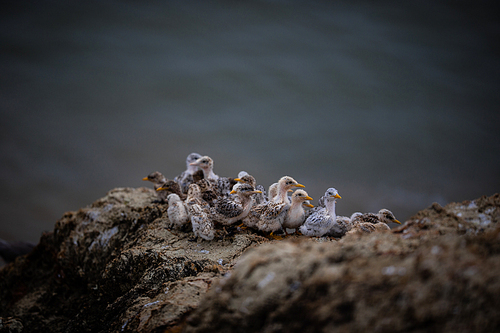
[1,1,499,242]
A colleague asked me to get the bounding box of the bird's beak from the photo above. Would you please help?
[334,194,342,199]
[252,190,263,194]
[393,219,401,224]
[304,203,314,208]
[234,178,241,182]
[295,183,305,188]
[156,187,165,191]
[142,177,148,181]
[305,196,313,201]
[230,189,236,194]
[189,162,199,166]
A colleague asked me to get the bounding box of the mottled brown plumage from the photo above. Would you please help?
[196,179,218,206]
[210,184,262,225]
[234,173,266,204]
[157,179,186,200]
[347,209,400,235]
[185,184,214,240]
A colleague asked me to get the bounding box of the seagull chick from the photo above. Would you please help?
[190,155,219,181]
[210,184,262,225]
[142,171,168,202]
[272,176,305,203]
[185,184,214,240]
[189,204,215,241]
[234,174,256,187]
[234,173,266,204]
[300,188,342,237]
[348,209,401,235]
[242,176,305,237]
[283,189,313,231]
[254,200,289,236]
[190,155,235,196]
[167,193,190,229]
[174,152,203,194]
[197,178,218,206]
[157,179,186,200]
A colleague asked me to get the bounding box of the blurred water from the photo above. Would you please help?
[1,0,499,243]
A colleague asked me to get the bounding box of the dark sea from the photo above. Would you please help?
[1,0,499,243]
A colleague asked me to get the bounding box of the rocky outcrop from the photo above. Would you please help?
[0,188,268,332]
[1,188,499,332]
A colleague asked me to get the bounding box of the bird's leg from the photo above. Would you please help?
[236,222,248,230]
[267,231,283,240]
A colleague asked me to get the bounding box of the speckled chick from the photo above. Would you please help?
[185,184,214,241]
[234,173,266,204]
[351,209,400,225]
[300,188,342,237]
[197,178,218,206]
[190,155,218,181]
[216,176,236,197]
[190,155,235,196]
[189,204,215,241]
[185,183,209,209]
[167,193,190,229]
[254,200,289,234]
[347,209,401,235]
[210,184,262,225]
[174,152,202,194]
[157,179,186,200]
[326,215,353,237]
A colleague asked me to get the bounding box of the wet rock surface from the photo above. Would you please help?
[1,189,499,332]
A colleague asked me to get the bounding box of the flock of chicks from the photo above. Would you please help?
[143,153,401,241]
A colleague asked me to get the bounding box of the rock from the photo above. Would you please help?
[0,317,24,333]
[185,230,500,332]
[0,187,268,332]
[1,189,499,332]
[184,194,500,332]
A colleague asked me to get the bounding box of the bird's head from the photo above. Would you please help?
[190,156,213,170]
[378,209,401,224]
[324,188,341,200]
[279,176,305,190]
[291,189,313,203]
